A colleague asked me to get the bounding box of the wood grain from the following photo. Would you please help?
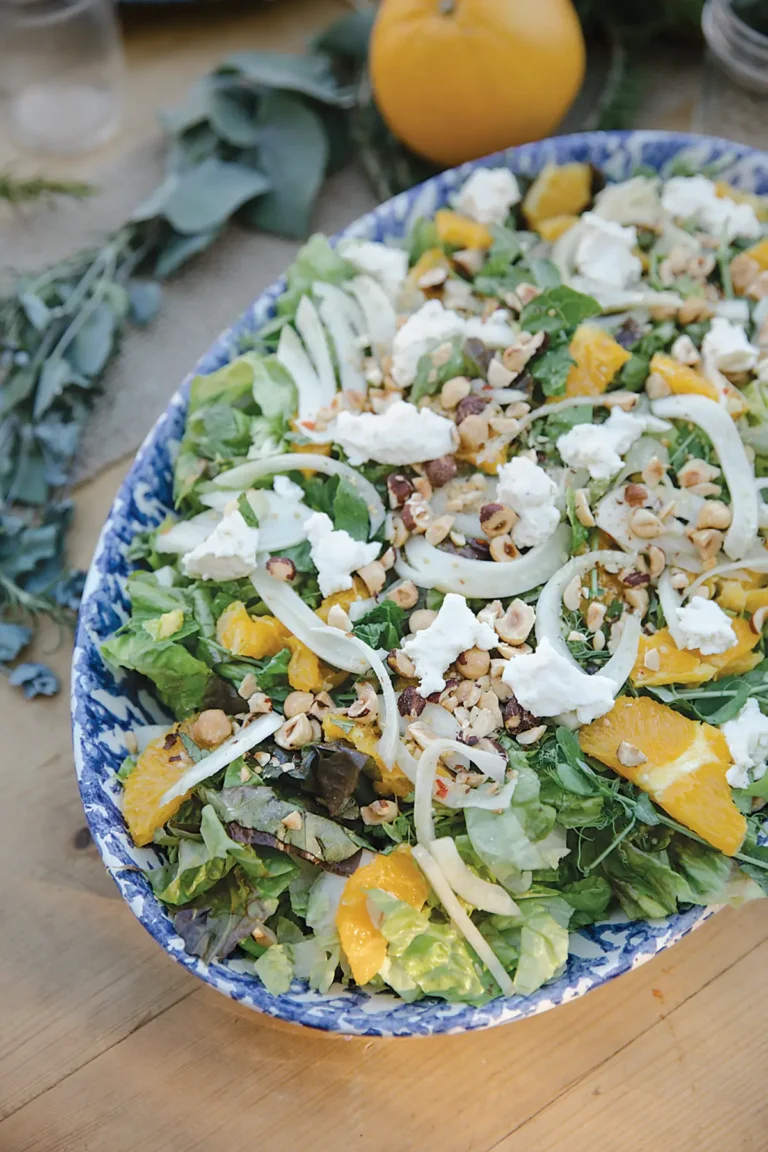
[1,3,767,1148]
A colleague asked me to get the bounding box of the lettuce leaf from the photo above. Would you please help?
[332,477,370,540]
[480,896,572,996]
[276,233,356,320]
[368,889,486,1002]
[352,599,406,650]
[101,625,211,718]
[254,944,294,995]
[250,355,297,420]
[172,869,280,962]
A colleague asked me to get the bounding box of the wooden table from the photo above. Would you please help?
[1,6,767,1149]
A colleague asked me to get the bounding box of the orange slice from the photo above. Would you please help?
[563,324,631,398]
[579,696,745,855]
[536,214,579,242]
[649,352,719,401]
[123,722,197,847]
[217,601,336,694]
[434,210,493,250]
[336,846,429,986]
[522,162,592,228]
[631,618,759,688]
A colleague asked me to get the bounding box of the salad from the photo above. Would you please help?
[103,160,768,1005]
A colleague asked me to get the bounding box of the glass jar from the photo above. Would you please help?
[698,0,768,148]
[0,0,124,155]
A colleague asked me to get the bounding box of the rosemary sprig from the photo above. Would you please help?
[0,172,95,206]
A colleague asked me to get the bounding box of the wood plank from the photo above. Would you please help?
[495,936,768,1152]
[2,903,766,1150]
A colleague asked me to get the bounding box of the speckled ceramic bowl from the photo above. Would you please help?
[72,130,768,1037]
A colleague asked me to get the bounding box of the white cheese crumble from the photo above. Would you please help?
[556,408,669,481]
[661,176,761,241]
[676,597,737,656]
[332,399,456,466]
[304,511,380,597]
[496,456,560,548]
[592,176,662,228]
[272,475,305,502]
[453,167,521,226]
[340,240,408,299]
[701,316,759,375]
[182,510,260,582]
[400,592,497,696]
[501,637,615,725]
[391,300,515,387]
[722,698,768,789]
[574,213,642,289]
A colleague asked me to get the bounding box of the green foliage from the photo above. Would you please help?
[352,599,407,649]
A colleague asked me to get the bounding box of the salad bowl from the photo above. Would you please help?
[72,129,768,1038]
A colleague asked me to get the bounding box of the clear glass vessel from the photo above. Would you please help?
[0,0,124,155]
[698,0,768,149]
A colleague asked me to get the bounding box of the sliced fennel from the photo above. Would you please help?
[160,712,282,806]
[295,295,338,404]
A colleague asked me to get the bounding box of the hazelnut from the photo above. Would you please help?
[357,560,387,595]
[503,696,540,734]
[648,545,666,579]
[489,534,520,562]
[686,481,722,498]
[677,458,721,487]
[624,483,648,508]
[418,267,447,290]
[501,331,546,376]
[458,412,489,451]
[619,567,650,587]
[643,648,661,671]
[457,646,491,679]
[440,376,472,410]
[283,691,315,719]
[487,357,517,388]
[730,252,761,295]
[641,456,666,488]
[455,679,482,706]
[452,248,485,277]
[625,587,649,615]
[591,630,606,651]
[477,599,503,625]
[696,500,732,531]
[671,334,700,366]
[645,372,671,400]
[455,394,487,424]
[517,724,547,746]
[266,556,296,582]
[361,799,399,825]
[247,692,273,716]
[617,740,648,768]
[751,606,768,633]
[690,527,723,560]
[479,501,519,538]
[380,546,395,570]
[281,810,304,831]
[191,709,233,750]
[386,580,419,609]
[398,686,426,718]
[387,648,417,678]
[308,691,334,721]
[386,473,414,509]
[669,569,690,591]
[390,516,409,548]
[238,672,258,700]
[495,599,535,645]
[677,298,713,325]
[425,514,455,546]
[274,713,320,749]
[413,475,433,501]
[409,608,438,633]
[424,454,458,488]
[629,507,665,539]
[515,282,541,308]
[348,682,378,723]
[573,488,595,528]
[327,603,353,631]
[562,574,584,612]
[587,601,606,632]
[401,494,431,534]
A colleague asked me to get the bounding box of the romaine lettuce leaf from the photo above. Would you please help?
[480,896,572,996]
[101,625,211,718]
[254,943,294,994]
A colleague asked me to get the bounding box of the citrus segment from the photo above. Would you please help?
[336,846,429,985]
[564,324,632,397]
[523,162,592,228]
[435,210,493,250]
[123,722,196,847]
[578,696,745,855]
[649,352,719,400]
[631,618,758,688]
[315,579,368,624]
[536,214,579,242]
[216,603,289,658]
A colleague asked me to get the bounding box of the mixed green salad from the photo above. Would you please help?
[103,161,768,1004]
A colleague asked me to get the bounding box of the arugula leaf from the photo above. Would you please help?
[520,286,601,334]
[332,477,370,540]
[483,225,523,275]
[352,600,406,649]
[269,539,315,574]
[101,626,211,718]
[530,341,574,397]
[185,402,252,461]
[410,337,467,403]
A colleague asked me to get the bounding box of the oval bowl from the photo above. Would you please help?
[72,130,768,1038]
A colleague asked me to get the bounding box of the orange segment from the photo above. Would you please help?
[579,696,745,855]
[217,603,289,658]
[522,162,592,228]
[649,352,719,400]
[745,587,768,613]
[315,579,368,624]
[323,715,413,798]
[336,846,429,985]
[745,237,768,269]
[716,580,747,614]
[631,618,759,688]
[123,722,196,847]
[536,214,579,242]
[563,324,631,398]
[434,209,493,250]
[458,440,508,475]
[408,247,451,287]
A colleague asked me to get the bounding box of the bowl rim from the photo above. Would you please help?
[72,128,767,1038]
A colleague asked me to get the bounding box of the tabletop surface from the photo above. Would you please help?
[1,4,767,1149]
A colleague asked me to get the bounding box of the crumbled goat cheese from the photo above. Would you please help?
[340,240,408,299]
[701,316,759,375]
[501,636,615,725]
[496,456,560,548]
[661,176,761,240]
[332,399,456,466]
[722,698,768,789]
[182,510,260,582]
[592,176,662,228]
[391,300,515,387]
[556,408,669,481]
[400,592,497,695]
[574,213,642,289]
[453,167,521,225]
[677,597,737,656]
[305,512,380,597]
[272,475,305,502]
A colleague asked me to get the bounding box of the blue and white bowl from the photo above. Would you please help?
[71,130,768,1038]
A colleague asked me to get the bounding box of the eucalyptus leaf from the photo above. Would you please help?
[128,282,162,327]
[312,9,374,59]
[70,303,116,377]
[158,77,215,135]
[208,86,262,147]
[33,358,75,419]
[0,622,33,661]
[136,159,271,236]
[218,51,356,107]
[19,293,51,331]
[241,92,328,240]
[154,227,222,280]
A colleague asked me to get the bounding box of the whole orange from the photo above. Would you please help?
[369,0,586,168]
